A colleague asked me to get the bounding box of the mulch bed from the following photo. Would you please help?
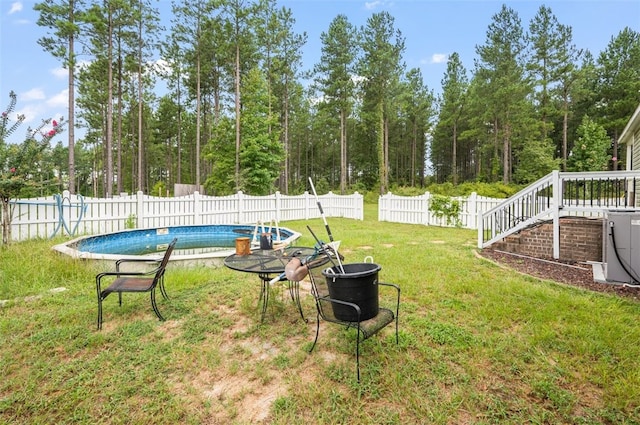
[479,249,640,302]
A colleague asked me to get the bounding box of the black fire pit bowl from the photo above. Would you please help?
[322,262,381,321]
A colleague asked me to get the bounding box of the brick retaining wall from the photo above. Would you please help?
[491,217,603,263]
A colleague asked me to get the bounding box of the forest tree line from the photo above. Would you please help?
[6,0,640,198]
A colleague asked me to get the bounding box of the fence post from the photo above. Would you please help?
[136,191,144,228]
[552,170,561,259]
[378,192,392,221]
[477,208,484,249]
[355,192,363,220]
[275,191,281,223]
[237,191,244,224]
[468,192,477,229]
[326,191,333,217]
[423,192,431,226]
[305,191,311,220]
[194,191,201,225]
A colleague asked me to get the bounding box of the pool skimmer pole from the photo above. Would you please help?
[308,177,344,273]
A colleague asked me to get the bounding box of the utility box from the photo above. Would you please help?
[603,211,640,283]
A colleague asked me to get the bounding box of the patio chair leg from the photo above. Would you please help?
[356,330,361,382]
[395,316,399,345]
[150,289,165,321]
[97,298,103,330]
[159,275,169,300]
[309,312,321,353]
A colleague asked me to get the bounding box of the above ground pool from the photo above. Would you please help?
[53,224,301,265]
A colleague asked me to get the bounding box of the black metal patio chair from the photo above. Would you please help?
[305,255,400,382]
[96,238,177,330]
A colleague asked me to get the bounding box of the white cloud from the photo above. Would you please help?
[10,88,67,132]
[152,58,170,75]
[364,1,382,10]
[47,89,68,109]
[14,104,42,125]
[430,53,448,64]
[364,0,395,11]
[21,88,46,101]
[51,66,68,79]
[9,2,23,14]
[75,59,92,72]
[10,102,67,142]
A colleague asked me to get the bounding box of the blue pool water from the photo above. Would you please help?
[53,224,301,262]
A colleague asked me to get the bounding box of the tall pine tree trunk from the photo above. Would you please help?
[105,8,114,198]
[452,123,458,185]
[234,43,241,190]
[378,101,386,194]
[503,123,511,184]
[340,109,347,194]
[67,25,76,194]
[562,108,569,171]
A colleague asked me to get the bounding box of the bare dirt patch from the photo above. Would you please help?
[201,371,286,424]
[173,286,329,424]
[184,318,295,423]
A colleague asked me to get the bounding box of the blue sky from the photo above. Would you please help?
[1,0,639,145]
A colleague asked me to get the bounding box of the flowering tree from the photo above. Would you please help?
[1,91,66,244]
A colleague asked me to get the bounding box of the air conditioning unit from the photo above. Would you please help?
[603,211,640,284]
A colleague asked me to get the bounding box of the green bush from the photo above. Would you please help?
[429,194,462,226]
[387,182,521,199]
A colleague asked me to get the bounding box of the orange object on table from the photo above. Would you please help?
[235,237,251,255]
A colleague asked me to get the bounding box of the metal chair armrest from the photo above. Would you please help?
[115,258,162,272]
[378,281,400,292]
[378,282,401,307]
[317,295,362,322]
[116,258,161,265]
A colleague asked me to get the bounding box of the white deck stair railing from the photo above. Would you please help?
[478,170,640,259]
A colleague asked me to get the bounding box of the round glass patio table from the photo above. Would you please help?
[224,246,323,322]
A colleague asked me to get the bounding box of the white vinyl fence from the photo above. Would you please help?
[5,190,363,242]
[378,192,503,229]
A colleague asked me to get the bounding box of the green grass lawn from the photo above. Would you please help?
[1,206,639,424]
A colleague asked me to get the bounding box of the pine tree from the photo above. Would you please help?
[239,67,284,195]
[568,115,610,171]
[314,14,358,194]
[358,11,405,194]
[35,0,86,194]
[474,5,531,183]
[438,52,468,185]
